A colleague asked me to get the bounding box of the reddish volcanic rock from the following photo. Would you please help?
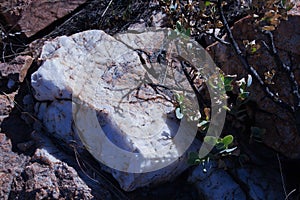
[207,11,300,158]
[0,0,87,37]
[0,133,28,200]
[0,55,33,82]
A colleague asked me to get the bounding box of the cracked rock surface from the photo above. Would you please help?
[31,29,201,191]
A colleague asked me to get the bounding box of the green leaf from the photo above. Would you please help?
[176,21,182,32]
[220,73,224,82]
[204,136,217,146]
[240,82,247,91]
[205,1,211,7]
[223,75,236,91]
[175,107,184,119]
[239,92,250,100]
[225,85,233,92]
[251,47,257,53]
[188,152,201,165]
[222,135,234,147]
[185,28,191,37]
[175,93,184,104]
[224,76,235,86]
[222,105,231,111]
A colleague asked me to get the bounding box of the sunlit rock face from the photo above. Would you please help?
[31,29,200,191]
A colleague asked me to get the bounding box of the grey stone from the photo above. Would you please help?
[234,166,284,199]
[188,159,285,200]
[0,133,28,200]
[188,162,246,200]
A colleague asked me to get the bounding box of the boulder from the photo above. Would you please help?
[0,118,103,199]
[0,0,87,37]
[207,11,300,158]
[0,133,28,200]
[31,29,204,191]
[9,131,110,200]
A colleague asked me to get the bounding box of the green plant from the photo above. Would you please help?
[188,134,236,166]
[174,21,191,38]
[185,73,253,168]
[174,92,201,121]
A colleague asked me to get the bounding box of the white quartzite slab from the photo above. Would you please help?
[31,29,201,191]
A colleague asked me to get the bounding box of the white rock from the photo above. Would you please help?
[31,29,201,191]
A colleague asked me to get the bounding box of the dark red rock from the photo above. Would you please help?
[7,139,109,199]
[0,55,32,82]
[0,92,16,119]
[0,0,87,37]
[0,133,28,200]
[10,162,95,199]
[207,11,300,158]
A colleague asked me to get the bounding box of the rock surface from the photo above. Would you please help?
[0,56,109,199]
[31,29,202,191]
[0,55,33,83]
[0,128,107,199]
[188,163,246,200]
[1,1,298,198]
[0,0,87,37]
[0,92,16,123]
[188,159,284,200]
[8,132,106,200]
[207,11,300,158]
[0,133,28,200]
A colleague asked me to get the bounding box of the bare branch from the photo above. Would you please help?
[262,30,300,108]
[217,0,294,112]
